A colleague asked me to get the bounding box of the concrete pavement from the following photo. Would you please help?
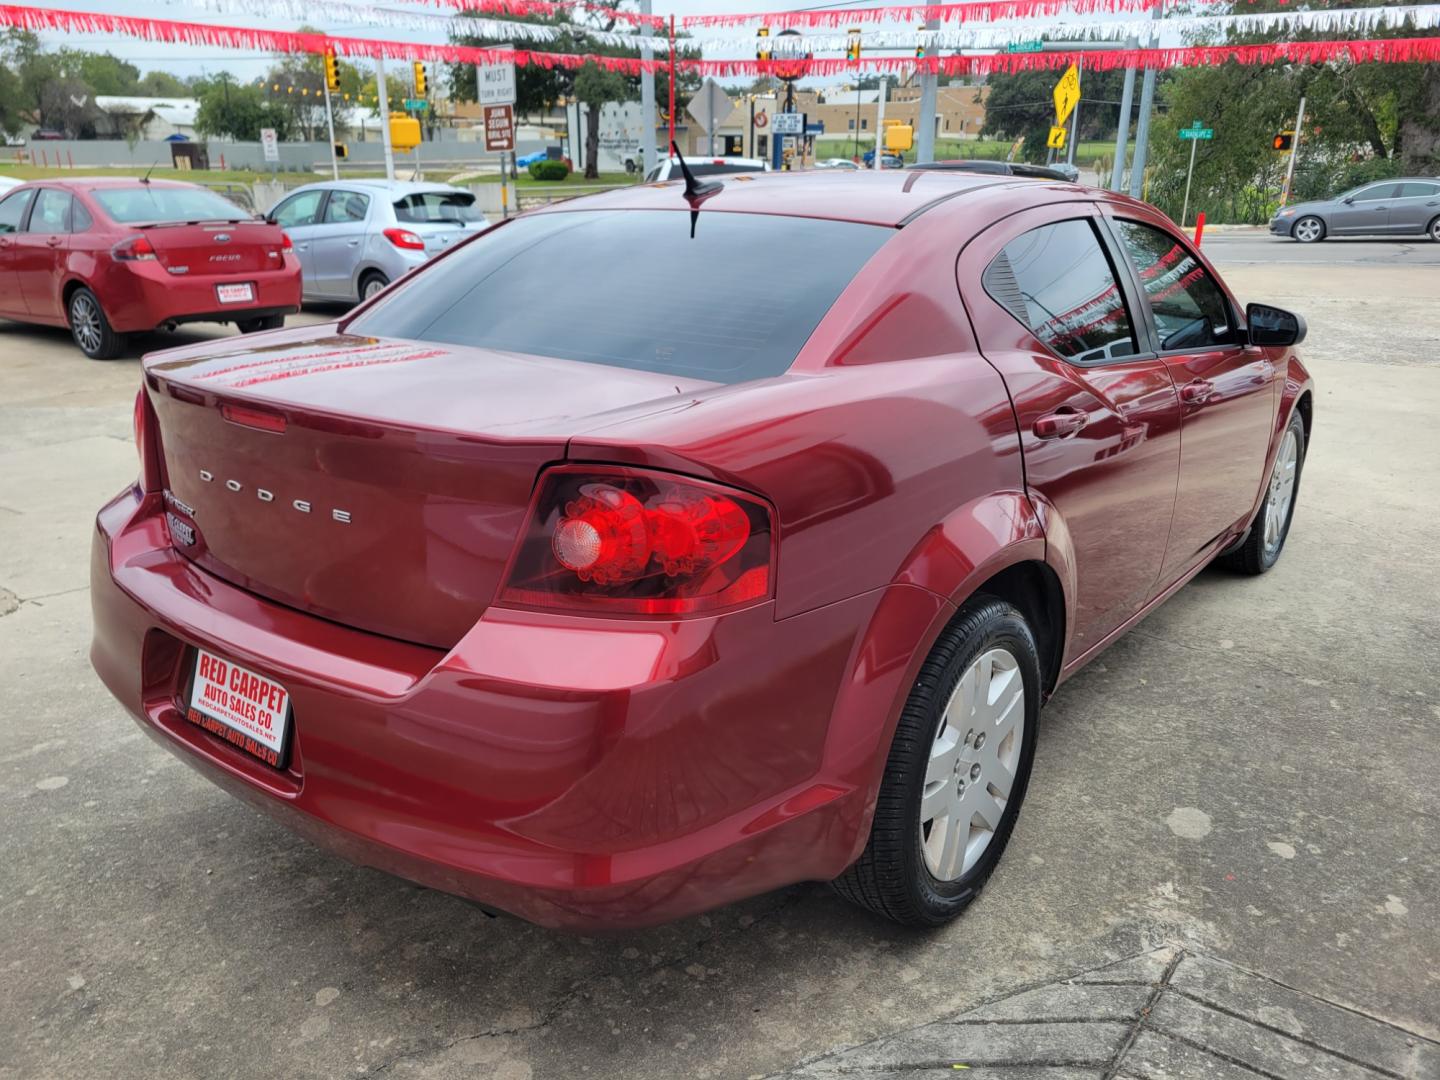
[1,249,1437,1080]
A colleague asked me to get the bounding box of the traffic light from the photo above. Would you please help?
[846,28,862,63]
[390,113,421,152]
[1273,131,1294,151]
[757,26,771,62]
[323,46,340,93]
[413,61,427,97]
[334,142,348,159]
[916,25,927,60]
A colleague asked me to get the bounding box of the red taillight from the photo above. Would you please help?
[133,388,162,493]
[281,231,293,250]
[112,235,156,261]
[499,467,774,616]
[220,403,287,434]
[383,227,425,251]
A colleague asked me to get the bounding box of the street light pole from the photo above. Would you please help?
[321,77,339,181]
[1127,3,1163,200]
[1110,39,1137,191]
[1280,95,1306,207]
[639,0,657,178]
[374,56,395,181]
[916,16,939,163]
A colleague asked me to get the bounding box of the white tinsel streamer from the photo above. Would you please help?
[194,0,671,51]
[712,4,1440,53]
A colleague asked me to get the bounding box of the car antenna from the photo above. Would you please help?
[670,142,721,239]
[140,159,161,185]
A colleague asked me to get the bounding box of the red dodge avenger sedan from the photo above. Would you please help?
[92,168,1312,929]
[0,178,300,359]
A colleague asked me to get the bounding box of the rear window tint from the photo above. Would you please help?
[393,191,484,223]
[93,186,248,224]
[349,210,891,383]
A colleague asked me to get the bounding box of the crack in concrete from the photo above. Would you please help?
[1101,949,1185,1080]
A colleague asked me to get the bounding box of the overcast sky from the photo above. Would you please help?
[36,0,1125,89]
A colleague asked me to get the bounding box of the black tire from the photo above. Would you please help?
[1427,215,1440,243]
[67,286,126,360]
[237,314,285,334]
[832,596,1041,927]
[1292,216,1325,243]
[1217,410,1307,575]
[359,270,389,302]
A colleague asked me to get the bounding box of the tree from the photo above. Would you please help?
[195,76,290,141]
[981,68,1128,163]
[0,59,21,137]
[136,71,192,97]
[574,60,628,177]
[65,50,140,96]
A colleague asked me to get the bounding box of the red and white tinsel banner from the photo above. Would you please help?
[706,36,1440,77]
[3,4,1438,78]
[0,4,669,71]
[424,0,667,29]
[694,5,1440,54]
[680,0,1162,30]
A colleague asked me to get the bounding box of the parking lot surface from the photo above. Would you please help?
[2,244,1438,1080]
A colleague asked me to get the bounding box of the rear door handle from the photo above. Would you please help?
[1179,378,1215,405]
[46,236,62,247]
[346,239,360,246]
[1033,409,1087,440]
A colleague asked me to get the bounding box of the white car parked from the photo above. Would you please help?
[644,156,769,183]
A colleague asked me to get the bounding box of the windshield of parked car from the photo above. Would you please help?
[349,209,891,383]
[392,190,484,224]
[92,186,249,223]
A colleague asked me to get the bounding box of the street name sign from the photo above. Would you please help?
[1179,122,1214,140]
[484,104,514,151]
[404,98,428,112]
[1053,64,1080,126]
[476,54,517,107]
[1006,40,1043,53]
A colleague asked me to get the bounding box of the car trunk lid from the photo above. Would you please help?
[143,330,713,648]
[137,220,285,276]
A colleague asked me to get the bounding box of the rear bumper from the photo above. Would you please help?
[102,258,303,333]
[91,487,881,929]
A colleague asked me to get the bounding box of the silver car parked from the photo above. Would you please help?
[1270,177,1440,243]
[266,180,490,302]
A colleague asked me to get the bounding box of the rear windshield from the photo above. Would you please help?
[92,186,249,224]
[393,190,484,224]
[349,209,891,383]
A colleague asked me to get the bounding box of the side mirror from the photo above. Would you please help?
[1342,196,1355,205]
[1246,302,1307,347]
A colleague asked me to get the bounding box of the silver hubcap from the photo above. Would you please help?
[920,648,1026,882]
[1295,218,1321,242]
[71,294,102,353]
[363,278,386,298]
[1263,429,1299,556]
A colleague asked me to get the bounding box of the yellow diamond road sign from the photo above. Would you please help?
[1047,124,1068,150]
[1054,64,1080,126]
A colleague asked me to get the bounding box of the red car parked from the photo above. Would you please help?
[91,169,1313,929]
[0,178,300,359]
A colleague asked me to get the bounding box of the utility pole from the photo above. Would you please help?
[916,17,939,163]
[321,79,339,180]
[1110,39,1137,191]
[1127,3,1163,200]
[639,0,657,177]
[1066,58,1082,166]
[875,79,887,168]
[374,56,395,181]
[1280,95,1306,206]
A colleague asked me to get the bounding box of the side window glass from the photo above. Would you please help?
[72,202,93,232]
[0,189,33,234]
[1397,182,1439,199]
[1354,184,1398,202]
[28,189,73,233]
[982,218,1138,364]
[272,190,324,228]
[321,191,370,224]
[1114,220,1234,352]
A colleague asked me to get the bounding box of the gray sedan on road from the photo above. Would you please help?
[266,180,489,302]
[1270,177,1440,243]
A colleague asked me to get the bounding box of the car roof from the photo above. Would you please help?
[533,168,1080,228]
[19,177,210,190]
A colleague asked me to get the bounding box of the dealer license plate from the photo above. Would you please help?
[185,648,291,768]
[216,283,255,305]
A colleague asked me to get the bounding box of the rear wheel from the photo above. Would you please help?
[1428,215,1440,243]
[359,271,389,301]
[237,314,285,334]
[1292,216,1325,243]
[1218,410,1306,575]
[68,287,125,360]
[832,596,1041,926]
